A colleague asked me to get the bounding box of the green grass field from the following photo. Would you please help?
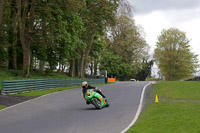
[0,105,5,110]
[127,81,200,133]
[154,81,200,100]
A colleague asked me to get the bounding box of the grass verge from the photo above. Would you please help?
[0,105,5,110]
[126,81,200,133]
[13,86,81,97]
[146,78,162,81]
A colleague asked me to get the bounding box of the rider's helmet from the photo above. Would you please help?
[82,81,88,89]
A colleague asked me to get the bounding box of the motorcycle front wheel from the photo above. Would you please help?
[91,98,102,109]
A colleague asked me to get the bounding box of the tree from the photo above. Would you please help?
[17,0,36,77]
[154,28,199,80]
[100,51,133,80]
[117,0,134,17]
[8,0,18,69]
[103,15,151,80]
[1,0,149,80]
[100,0,152,81]
[0,0,3,45]
[100,51,123,78]
[0,0,5,68]
[77,0,119,78]
[136,60,153,81]
[108,15,148,64]
[87,35,105,77]
[31,0,85,74]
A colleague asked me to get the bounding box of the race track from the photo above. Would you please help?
[0,81,151,133]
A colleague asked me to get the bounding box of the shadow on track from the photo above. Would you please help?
[81,107,101,111]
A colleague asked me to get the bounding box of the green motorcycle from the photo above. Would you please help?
[85,89,109,109]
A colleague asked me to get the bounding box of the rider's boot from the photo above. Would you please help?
[105,98,109,107]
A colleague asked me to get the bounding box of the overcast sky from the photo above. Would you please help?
[128,0,200,63]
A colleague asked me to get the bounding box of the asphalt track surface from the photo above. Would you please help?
[0,81,151,133]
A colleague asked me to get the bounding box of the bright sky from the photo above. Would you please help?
[129,0,200,62]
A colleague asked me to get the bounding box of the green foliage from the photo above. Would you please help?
[136,60,153,81]
[82,0,118,33]
[0,0,153,80]
[0,105,5,110]
[100,51,122,77]
[109,15,144,63]
[100,51,133,80]
[154,28,199,81]
[118,63,133,80]
[32,2,86,71]
[31,44,47,61]
[90,35,105,58]
[73,0,119,77]
[102,10,152,80]
[0,47,7,68]
[0,70,72,80]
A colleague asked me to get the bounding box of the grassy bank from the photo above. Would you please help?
[0,70,72,80]
[127,81,200,133]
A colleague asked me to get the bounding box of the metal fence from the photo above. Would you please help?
[1,78,105,95]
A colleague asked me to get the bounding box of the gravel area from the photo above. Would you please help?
[0,95,36,107]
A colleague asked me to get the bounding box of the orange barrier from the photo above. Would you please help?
[108,78,116,82]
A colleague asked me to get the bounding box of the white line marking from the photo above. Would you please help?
[120,81,152,133]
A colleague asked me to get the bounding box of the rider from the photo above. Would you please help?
[82,81,107,104]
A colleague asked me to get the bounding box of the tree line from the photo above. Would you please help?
[0,0,153,80]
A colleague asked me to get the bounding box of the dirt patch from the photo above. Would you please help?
[0,95,36,107]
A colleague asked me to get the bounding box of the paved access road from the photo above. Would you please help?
[0,81,151,133]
